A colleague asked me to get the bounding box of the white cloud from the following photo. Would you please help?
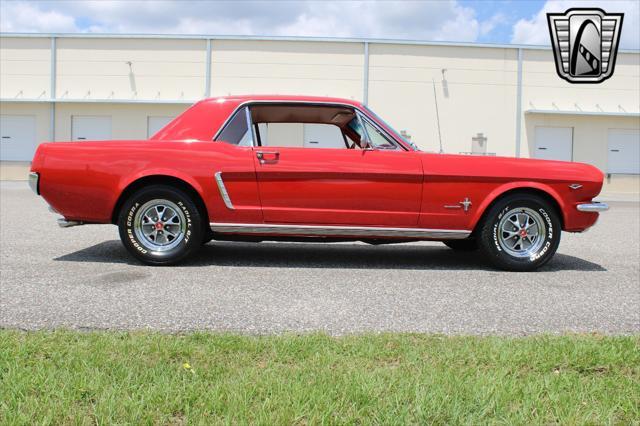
[512,0,639,49]
[0,0,504,43]
[0,2,77,33]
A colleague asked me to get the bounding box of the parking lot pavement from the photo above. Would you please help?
[1,181,638,335]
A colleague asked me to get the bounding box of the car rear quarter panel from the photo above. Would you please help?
[35,141,262,224]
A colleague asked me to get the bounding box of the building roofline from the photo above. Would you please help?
[0,94,363,106]
[2,31,638,53]
[525,109,640,117]
[0,97,195,105]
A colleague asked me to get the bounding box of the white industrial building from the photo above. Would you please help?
[0,33,638,193]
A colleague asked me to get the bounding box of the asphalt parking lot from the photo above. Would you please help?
[1,181,638,335]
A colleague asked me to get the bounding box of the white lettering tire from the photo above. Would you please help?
[478,194,561,271]
[117,185,204,265]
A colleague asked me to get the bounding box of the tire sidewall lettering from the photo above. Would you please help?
[529,207,554,262]
[492,204,511,252]
[126,202,139,227]
[176,200,192,244]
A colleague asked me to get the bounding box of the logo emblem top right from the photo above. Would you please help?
[547,8,624,84]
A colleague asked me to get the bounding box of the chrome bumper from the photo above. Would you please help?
[577,202,609,212]
[28,172,39,195]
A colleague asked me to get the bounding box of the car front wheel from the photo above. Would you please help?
[477,193,561,271]
[117,185,204,265]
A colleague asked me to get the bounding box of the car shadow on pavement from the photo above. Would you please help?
[54,240,607,272]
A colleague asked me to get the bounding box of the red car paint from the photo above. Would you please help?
[30,95,604,235]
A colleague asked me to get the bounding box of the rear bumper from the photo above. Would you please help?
[28,172,39,195]
[576,202,609,212]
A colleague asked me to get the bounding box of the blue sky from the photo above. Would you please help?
[0,0,638,48]
[459,0,545,43]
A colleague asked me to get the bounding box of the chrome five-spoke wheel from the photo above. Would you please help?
[134,199,187,251]
[497,207,546,258]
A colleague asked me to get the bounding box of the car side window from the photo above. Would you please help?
[215,107,253,146]
[257,123,347,149]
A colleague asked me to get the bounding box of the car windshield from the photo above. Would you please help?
[363,106,420,151]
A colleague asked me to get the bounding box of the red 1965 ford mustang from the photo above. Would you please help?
[29,95,608,271]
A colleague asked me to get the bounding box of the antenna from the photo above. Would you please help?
[432,78,444,154]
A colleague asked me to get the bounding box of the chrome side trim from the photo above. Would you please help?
[28,172,39,195]
[577,202,609,212]
[214,172,234,210]
[210,222,471,239]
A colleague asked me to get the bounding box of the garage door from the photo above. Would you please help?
[71,116,111,141]
[608,129,640,174]
[0,115,37,161]
[534,127,573,161]
[147,116,175,138]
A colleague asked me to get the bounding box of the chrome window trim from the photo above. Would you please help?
[212,100,409,151]
[245,105,256,147]
[214,172,235,210]
[355,110,371,148]
[210,222,470,239]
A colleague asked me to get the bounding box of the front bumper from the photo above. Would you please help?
[576,202,609,212]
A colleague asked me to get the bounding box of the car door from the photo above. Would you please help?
[252,114,423,227]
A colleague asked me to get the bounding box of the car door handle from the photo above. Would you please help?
[256,151,279,164]
[610,149,620,152]
[538,147,547,150]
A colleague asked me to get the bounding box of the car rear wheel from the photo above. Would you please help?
[117,185,204,265]
[443,239,478,251]
[477,193,561,271]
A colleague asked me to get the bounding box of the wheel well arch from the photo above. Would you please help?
[111,175,209,224]
[471,187,564,234]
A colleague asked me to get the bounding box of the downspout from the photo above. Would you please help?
[50,37,56,141]
[515,47,523,158]
[363,41,369,105]
[205,39,212,98]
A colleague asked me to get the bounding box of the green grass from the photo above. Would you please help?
[0,331,638,425]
